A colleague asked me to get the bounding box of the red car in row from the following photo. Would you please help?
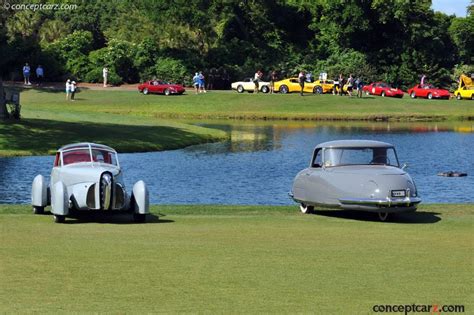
[138,80,185,96]
[362,82,404,98]
[407,84,450,99]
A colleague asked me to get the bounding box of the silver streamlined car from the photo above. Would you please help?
[289,140,421,221]
[31,143,149,223]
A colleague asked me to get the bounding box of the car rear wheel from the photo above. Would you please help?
[381,91,386,97]
[33,206,44,214]
[133,213,146,223]
[237,85,244,93]
[299,203,314,214]
[427,93,433,100]
[378,212,390,222]
[53,215,65,223]
[279,85,289,94]
[410,92,416,99]
[261,86,269,93]
[164,89,170,96]
[143,88,149,95]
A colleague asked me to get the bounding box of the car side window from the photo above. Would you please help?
[312,149,322,168]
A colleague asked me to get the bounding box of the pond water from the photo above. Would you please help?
[1,121,473,205]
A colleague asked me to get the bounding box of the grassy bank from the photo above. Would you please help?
[1,204,472,313]
[21,89,474,121]
[0,102,227,156]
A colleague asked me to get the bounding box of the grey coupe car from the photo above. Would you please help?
[290,140,421,221]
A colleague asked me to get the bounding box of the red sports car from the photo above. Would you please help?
[362,82,404,98]
[138,80,185,96]
[407,84,450,100]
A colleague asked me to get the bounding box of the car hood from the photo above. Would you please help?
[325,165,406,176]
[57,163,120,184]
[430,88,449,94]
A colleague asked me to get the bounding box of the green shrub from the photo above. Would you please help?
[154,58,188,84]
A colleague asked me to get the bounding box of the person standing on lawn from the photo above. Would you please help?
[298,71,305,96]
[70,81,76,101]
[36,65,44,86]
[23,63,31,85]
[65,79,71,100]
[103,67,108,87]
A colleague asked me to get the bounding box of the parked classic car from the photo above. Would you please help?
[231,78,270,93]
[274,78,321,94]
[407,84,450,99]
[31,143,150,223]
[289,140,421,221]
[454,74,473,100]
[362,82,404,98]
[138,80,185,95]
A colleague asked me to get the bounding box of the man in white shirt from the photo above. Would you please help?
[103,67,108,87]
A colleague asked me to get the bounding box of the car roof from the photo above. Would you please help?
[58,142,116,152]
[316,140,394,149]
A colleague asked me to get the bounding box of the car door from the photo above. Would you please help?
[303,149,329,204]
[243,78,254,91]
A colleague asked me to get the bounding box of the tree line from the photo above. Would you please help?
[0,0,473,90]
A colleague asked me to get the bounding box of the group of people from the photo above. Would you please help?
[65,79,77,101]
[192,72,207,94]
[333,73,364,98]
[22,63,44,86]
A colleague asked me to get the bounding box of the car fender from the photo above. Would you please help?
[32,174,48,207]
[132,180,149,214]
[70,182,96,210]
[51,181,69,216]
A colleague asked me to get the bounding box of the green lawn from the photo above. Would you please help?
[0,204,472,313]
[21,88,474,121]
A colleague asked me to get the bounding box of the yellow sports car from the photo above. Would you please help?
[274,78,320,94]
[454,74,474,100]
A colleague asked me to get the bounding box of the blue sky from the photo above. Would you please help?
[431,0,470,17]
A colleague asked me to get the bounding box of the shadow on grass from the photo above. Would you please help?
[312,209,441,224]
[0,118,218,155]
[39,210,171,224]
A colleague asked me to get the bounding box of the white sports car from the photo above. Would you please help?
[31,143,150,223]
[231,78,270,93]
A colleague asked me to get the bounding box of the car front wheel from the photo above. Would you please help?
[237,85,244,93]
[164,89,170,96]
[261,86,269,93]
[456,94,461,100]
[279,85,289,94]
[54,215,65,223]
[410,92,416,99]
[299,203,314,214]
[313,86,323,94]
[427,93,433,100]
[143,88,149,95]
[381,91,386,97]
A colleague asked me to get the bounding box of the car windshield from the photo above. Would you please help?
[62,147,118,166]
[323,147,399,167]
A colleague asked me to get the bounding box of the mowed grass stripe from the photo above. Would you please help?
[21,89,474,121]
[0,204,472,313]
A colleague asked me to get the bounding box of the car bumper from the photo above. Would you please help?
[338,196,421,212]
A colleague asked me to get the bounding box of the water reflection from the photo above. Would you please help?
[1,121,473,205]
